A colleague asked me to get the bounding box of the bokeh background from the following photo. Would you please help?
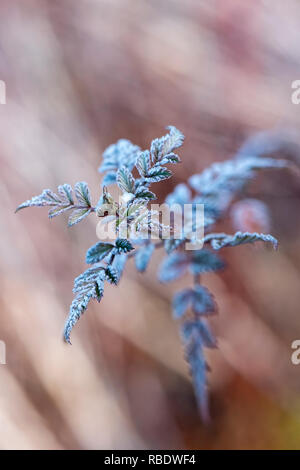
[1,0,300,449]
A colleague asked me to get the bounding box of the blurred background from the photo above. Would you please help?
[1,0,300,449]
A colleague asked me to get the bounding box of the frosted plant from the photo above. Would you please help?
[16,126,289,421]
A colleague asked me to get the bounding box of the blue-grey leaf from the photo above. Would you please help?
[134,187,157,200]
[68,208,91,227]
[151,126,184,163]
[144,166,172,183]
[16,183,94,227]
[102,172,117,186]
[111,254,127,282]
[136,150,150,177]
[181,321,210,422]
[188,155,288,220]
[163,126,185,154]
[189,249,225,275]
[117,166,135,193]
[192,286,216,315]
[112,253,127,275]
[135,243,155,272]
[64,268,105,344]
[173,286,216,318]
[86,241,114,264]
[115,238,134,253]
[182,319,217,349]
[164,238,185,254]
[15,189,60,212]
[74,182,91,207]
[205,231,278,250]
[99,139,141,174]
[165,183,191,206]
[158,252,188,282]
[58,184,74,205]
[105,265,119,285]
[48,205,74,219]
[159,153,181,165]
[172,289,194,319]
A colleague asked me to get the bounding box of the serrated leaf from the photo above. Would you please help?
[134,187,157,200]
[115,238,134,253]
[58,184,74,205]
[144,166,172,183]
[111,254,127,282]
[189,249,225,275]
[135,243,154,272]
[150,126,184,163]
[159,153,181,165]
[86,241,114,264]
[205,231,278,250]
[162,126,185,155]
[136,150,150,177]
[192,286,216,315]
[173,286,216,318]
[117,167,135,193]
[48,205,73,219]
[181,320,211,422]
[73,265,104,292]
[64,267,105,344]
[182,319,217,349]
[150,138,162,164]
[15,189,60,212]
[99,139,141,174]
[158,252,188,282]
[188,155,288,222]
[172,289,194,318]
[16,183,93,227]
[105,266,119,284]
[126,200,148,218]
[68,208,91,227]
[75,182,91,207]
[102,172,117,186]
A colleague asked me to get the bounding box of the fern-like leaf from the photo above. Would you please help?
[15,189,60,212]
[144,166,172,183]
[158,252,188,282]
[68,208,92,227]
[86,242,114,264]
[136,150,151,177]
[134,187,156,201]
[173,286,216,319]
[115,239,134,254]
[205,231,278,250]
[16,182,94,226]
[16,126,290,424]
[111,254,127,282]
[99,139,141,177]
[64,267,105,344]
[189,250,225,275]
[181,320,211,422]
[135,243,155,272]
[165,183,191,206]
[150,126,184,163]
[117,167,135,193]
[74,182,91,207]
[105,266,119,284]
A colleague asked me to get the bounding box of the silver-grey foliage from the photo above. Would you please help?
[16,126,290,421]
